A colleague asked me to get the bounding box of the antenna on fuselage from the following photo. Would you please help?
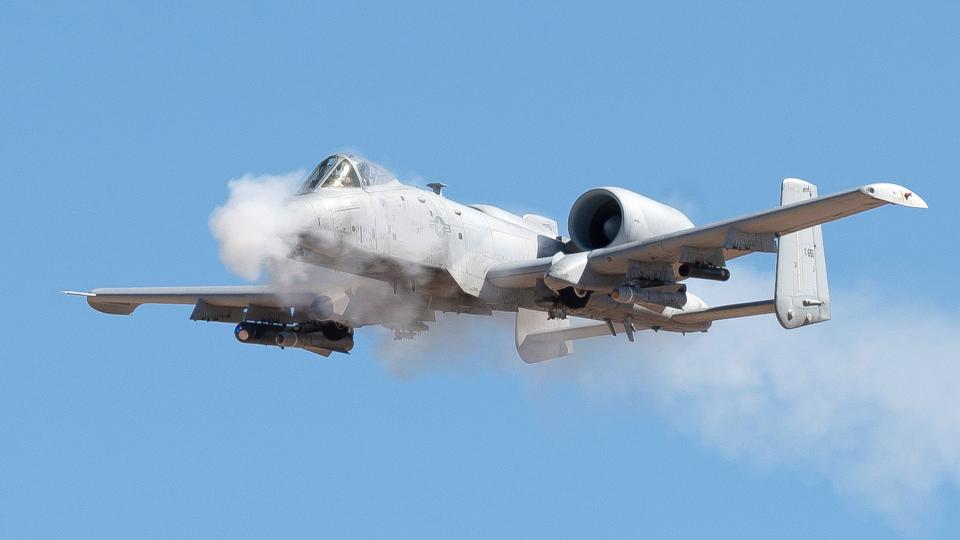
[426,182,447,196]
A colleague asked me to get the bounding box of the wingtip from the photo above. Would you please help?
[861,183,928,209]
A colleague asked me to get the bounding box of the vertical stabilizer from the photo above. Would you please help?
[515,308,573,363]
[775,178,831,328]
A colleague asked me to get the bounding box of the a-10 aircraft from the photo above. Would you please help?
[66,153,927,362]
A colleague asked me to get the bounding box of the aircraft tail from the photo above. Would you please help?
[774,178,831,328]
[515,308,574,363]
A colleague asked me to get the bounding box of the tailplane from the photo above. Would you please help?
[515,308,573,363]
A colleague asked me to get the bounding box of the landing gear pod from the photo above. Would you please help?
[677,264,731,282]
[557,287,591,309]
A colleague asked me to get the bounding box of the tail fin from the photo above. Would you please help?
[515,308,573,363]
[775,178,831,328]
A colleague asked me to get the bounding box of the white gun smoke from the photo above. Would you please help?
[208,170,958,530]
[208,170,310,282]
[207,168,450,328]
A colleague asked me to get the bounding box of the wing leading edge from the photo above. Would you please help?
[64,286,316,316]
[487,181,926,288]
[587,181,926,274]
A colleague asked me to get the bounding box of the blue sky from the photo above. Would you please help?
[2,1,958,537]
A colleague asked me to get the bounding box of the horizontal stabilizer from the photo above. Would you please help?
[670,300,775,324]
[516,308,573,363]
[515,309,634,363]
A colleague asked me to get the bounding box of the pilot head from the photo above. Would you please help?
[328,162,350,187]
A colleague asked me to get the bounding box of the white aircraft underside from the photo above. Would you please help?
[66,153,928,363]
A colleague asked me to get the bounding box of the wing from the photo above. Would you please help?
[64,286,320,320]
[65,282,444,332]
[587,181,926,275]
[490,180,925,346]
[489,181,926,289]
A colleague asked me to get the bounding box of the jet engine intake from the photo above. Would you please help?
[568,187,694,250]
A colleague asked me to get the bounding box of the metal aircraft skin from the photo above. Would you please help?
[66,153,928,362]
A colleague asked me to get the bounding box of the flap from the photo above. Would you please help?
[190,300,245,323]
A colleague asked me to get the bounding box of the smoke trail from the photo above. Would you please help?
[521,266,960,529]
[374,312,518,378]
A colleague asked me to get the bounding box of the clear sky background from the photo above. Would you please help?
[2,1,958,538]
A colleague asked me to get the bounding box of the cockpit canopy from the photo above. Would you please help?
[297,154,397,194]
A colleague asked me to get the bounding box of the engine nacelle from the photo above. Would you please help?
[567,187,694,250]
